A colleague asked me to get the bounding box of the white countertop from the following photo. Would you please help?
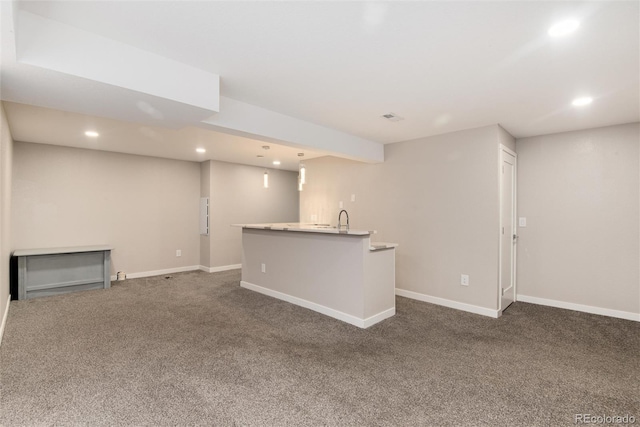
[369,242,399,251]
[13,245,113,257]
[232,223,375,236]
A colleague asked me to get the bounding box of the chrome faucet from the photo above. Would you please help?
[337,209,349,232]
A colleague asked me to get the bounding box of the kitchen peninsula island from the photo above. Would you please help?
[233,223,397,328]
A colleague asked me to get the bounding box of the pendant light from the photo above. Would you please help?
[298,153,306,185]
[262,145,270,189]
[298,174,303,192]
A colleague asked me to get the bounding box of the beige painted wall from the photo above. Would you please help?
[301,124,508,312]
[201,160,299,268]
[516,123,640,315]
[12,142,201,275]
[0,105,14,332]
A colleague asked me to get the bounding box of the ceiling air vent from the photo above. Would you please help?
[381,112,404,122]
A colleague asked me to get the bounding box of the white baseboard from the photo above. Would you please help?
[109,264,243,281]
[241,280,395,329]
[395,288,501,318]
[517,294,640,322]
[363,307,396,328]
[199,264,242,273]
[110,265,201,281]
[0,294,11,346]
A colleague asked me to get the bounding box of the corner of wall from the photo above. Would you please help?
[497,124,516,152]
[0,103,15,339]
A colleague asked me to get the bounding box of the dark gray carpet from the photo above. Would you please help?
[1,270,638,426]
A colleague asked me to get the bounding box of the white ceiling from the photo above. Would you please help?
[3,102,327,171]
[1,1,638,164]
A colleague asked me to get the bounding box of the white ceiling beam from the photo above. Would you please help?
[8,6,383,163]
[202,96,384,163]
[15,10,220,113]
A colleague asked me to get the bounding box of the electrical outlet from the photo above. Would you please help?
[261,263,266,273]
[311,214,317,222]
[176,249,182,257]
[461,274,469,286]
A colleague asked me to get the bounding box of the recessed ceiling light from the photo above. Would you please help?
[84,131,99,137]
[572,96,593,107]
[548,20,580,37]
[272,160,281,166]
[196,148,206,153]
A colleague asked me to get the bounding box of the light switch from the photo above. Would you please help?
[518,217,527,227]
[339,201,343,209]
[351,194,356,202]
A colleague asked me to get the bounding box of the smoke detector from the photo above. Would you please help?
[381,112,404,122]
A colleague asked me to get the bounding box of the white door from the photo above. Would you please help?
[499,147,517,312]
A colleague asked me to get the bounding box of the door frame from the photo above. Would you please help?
[498,144,517,312]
